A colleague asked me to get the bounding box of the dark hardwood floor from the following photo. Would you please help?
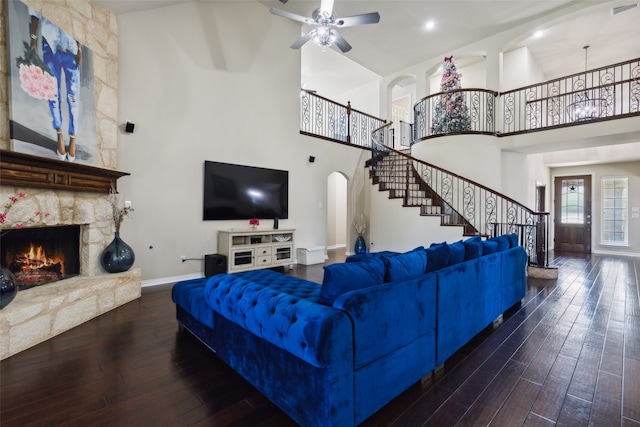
[1,250,639,426]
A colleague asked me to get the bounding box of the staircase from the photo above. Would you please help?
[370,149,478,236]
[370,124,550,267]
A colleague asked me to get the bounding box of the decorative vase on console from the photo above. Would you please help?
[353,214,368,255]
[101,186,135,273]
[249,218,259,231]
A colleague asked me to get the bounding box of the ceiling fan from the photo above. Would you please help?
[270,0,380,53]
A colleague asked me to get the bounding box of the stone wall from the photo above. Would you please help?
[0,1,142,360]
[1,0,121,271]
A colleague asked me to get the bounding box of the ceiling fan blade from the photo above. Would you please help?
[332,31,352,53]
[335,12,380,27]
[320,0,335,14]
[290,32,314,49]
[270,8,313,24]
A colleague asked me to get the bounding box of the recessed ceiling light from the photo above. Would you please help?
[425,21,435,30]
[533,30,544,39]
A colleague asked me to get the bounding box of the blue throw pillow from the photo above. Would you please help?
[346,251,399,263]
[462,236,483,260]
[490,235,510,252]
[385,247,427,282]
[320,258,386,305]
[506,233,519,248]
[448,241,465,266]
[482,239,499,255]
[425,243,450,273]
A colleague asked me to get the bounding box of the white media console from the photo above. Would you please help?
[218,229,295,273]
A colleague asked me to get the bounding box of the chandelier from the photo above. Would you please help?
[567,45,603,122]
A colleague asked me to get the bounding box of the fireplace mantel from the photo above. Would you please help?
[0,150,129,193]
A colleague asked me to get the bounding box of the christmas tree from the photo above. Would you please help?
[430,56,471,134]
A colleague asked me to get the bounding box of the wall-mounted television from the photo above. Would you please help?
[203,161,289,220]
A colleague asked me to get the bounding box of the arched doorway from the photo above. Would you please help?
[327,172,348,250]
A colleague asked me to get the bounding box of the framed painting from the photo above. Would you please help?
[6,0,98,165]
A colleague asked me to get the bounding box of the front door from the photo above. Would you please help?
[554,175,592,252]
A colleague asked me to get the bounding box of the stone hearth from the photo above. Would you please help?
[0,269,141,359]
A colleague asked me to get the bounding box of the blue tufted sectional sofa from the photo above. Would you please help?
[172,234,527,426]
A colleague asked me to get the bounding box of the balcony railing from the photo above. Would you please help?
[300,90,386,149]
[501,57,640,134]
[300,58,639,147]
[413,89,498,142]
[409,57,640,142]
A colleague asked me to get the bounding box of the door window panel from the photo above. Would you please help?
[561,179,584,224]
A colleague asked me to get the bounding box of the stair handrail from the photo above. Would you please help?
[371,122,550,267]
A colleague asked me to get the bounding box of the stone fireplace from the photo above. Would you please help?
[0,0,137,360]
[0,155,141,360]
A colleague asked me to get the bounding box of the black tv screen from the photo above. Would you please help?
[203,161,289,220]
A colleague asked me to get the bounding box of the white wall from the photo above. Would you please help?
[340,80,382,118]
[369,185,465,253]
[301,41,381,112]
[500,152,530,205]
[116,2,368,282]
[502,47,544,91]
[412,135,503,190]
[500,152,550,209]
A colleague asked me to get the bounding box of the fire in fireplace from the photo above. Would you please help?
[0,225,80,289]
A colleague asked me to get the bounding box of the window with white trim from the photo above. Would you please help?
[601,176,628,245]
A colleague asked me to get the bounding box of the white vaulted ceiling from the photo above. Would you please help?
[92,0,640,80]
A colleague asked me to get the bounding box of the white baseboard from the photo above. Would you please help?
[592,249,640,258]
[142,272,204,288]
[326,244,346,250]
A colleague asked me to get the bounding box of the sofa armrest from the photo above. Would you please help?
[204,274,353,369]
[333,274,437,369]
[500,246,527,311]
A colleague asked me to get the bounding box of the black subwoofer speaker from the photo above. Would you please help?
[204,254,227,277]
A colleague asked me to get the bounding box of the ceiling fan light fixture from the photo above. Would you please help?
[271,1,379,54]
[312,27,337,50]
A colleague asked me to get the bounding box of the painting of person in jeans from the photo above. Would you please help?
[28,9,81,162]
